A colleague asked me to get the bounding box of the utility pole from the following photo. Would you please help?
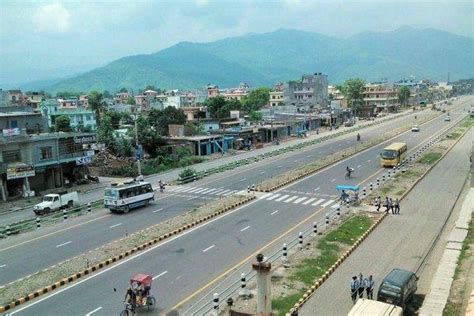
[134,115,142,178]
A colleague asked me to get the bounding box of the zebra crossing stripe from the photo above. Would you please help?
[172,186,188,192]
[179,187,195,193]
[266,194,281,200]
[303,198,317,205]
[312,199,325,206]
[219,189,231,195]
[283,196,298,203]
[212,189,226,195]
[189,187,207,193]
[259,193,273,200]
[199,188,216,194]
[223,190,238,196]
[293,197,307,204]
[276,195,290,202]
[321,199,334,207]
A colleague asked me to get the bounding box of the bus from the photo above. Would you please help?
[380,142,407,167]
[104,180,154,213]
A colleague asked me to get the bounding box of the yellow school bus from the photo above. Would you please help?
[380,142,407,167]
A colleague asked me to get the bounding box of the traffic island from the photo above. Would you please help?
[0,193,256,312]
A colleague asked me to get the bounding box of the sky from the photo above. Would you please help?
[0,0,473,86]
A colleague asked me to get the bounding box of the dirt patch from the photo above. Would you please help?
[0,194,250,306]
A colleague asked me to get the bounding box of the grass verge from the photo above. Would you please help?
[418,152,443,165]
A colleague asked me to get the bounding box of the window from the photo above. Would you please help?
[2,150,21,163]
[10,120,18,128]
[39,146,53,160]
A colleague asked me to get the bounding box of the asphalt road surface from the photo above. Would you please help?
[5,98,471,315]
[299,117,472,315]
[1,101,462,287]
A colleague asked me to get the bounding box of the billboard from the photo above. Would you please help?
[2,128,21,137]
[7,165,35,180]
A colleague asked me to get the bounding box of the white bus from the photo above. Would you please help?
[104,180,154,213]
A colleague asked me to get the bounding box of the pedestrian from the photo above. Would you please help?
[389,198,394,214]
[395,198,400,214]
[365,275,375,299]
[358,273,365,299]
[350,276,359,303]
[384,197,390,213]
[375,196,381,212]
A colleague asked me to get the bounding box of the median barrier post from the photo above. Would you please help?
[298,232,303,250]
[212,293,219,315]
[337,207,341,218]
[36,217,41,229]
[376,178,380,186]
[87,202,91,215]
[63,209,67,221]
[325,213,330,229]
[247,185,250,194]
[362,188,366,198]
[369,183,373,191]
[251,184,255,192]
[239,273,250,298]
[313,222,318,236]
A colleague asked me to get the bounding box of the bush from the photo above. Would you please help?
[179,168,196,179]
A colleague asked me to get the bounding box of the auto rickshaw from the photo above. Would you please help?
[336,184,360,206]
[121,274,156,316]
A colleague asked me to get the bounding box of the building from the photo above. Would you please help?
[115,92,132,104]
[0,89,28,106]
[0,112,96,200]
[42,100,97,132]
[207,83,250,101]
[284,73,328,111]
[362,83,399,114]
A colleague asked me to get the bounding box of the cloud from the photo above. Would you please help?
[32,2,71,33]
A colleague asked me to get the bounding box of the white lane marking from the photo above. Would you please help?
[85,306,103,316]
[357,165,361,168]
[314,187,320,191]
[321,200,334,207]
[172,186,188,192]
[0,264,6,268]
[293,160,299,162]
[260,171,266,174]
[109,223,122,229]
[240,225,250,232]
[152,270,168,280]
[275,194,290,202]
[218,189,230,195]
[312,199,325,206]
[367,159,371,163]
[278,165,284,168]
[270,210,279,215]
[331,178,336,182]
[307,155,314,158]
[188,187,206,193]
[199,188,217,194]
[55,241,72,248]
[240,178,247,182]
[202,244,215,253]
[283,196,298,203]
[211,189,226,195]
[266,193,281,200]
[258,193,273,200]
[293,197,307,204]
[223,190,237,196]
[153,208,163,213]
[303,198,317,205]
[179,187,195,193]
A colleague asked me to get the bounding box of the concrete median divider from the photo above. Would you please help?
[0,194,257,313]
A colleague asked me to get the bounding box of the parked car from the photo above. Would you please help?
[411,125,420,132]
[33,191,79,215]
[377,268,418,309]
[444,116,451,121]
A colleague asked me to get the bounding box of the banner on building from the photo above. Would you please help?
[7,165,35,180]
[2,128,21,137]
[74,135,97,144]
[76,156,92,166]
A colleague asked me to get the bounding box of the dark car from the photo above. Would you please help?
[377,268,418,310]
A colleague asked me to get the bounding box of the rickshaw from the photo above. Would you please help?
[121,274,156,316]
[336,184,360,206]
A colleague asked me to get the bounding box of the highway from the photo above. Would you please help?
[299,117,472,315]
[5,97,471,315]
[0,103,448,286]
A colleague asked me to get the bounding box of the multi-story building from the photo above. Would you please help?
[362,83,399,114]
[0,111,96,200]
[207,83,250,101]
[269,83,285,107]
[41,99,97,132]
[284,73,328,111]
[114,92,132,104]
[0,89,28,106]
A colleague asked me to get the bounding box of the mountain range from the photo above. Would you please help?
[43,26,473,93]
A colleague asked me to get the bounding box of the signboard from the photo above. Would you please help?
[74,135,97,144]
[135,145,143,161]
[7,165,35,180]
[2,128,21,137]
[76,156,92,166]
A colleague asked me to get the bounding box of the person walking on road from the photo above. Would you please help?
[350,276,359,303]
[395,198,400,214]
[365,275,375,299]
[389,198,394,214]
[384,197,390,213]
[358,273,365,299]
[375,196,381,212]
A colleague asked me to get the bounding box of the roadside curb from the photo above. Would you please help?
[0,195,256,313]
[286,118,471,315]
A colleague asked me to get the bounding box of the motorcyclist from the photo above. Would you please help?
[159,180,165,193]
[346,166,353,179]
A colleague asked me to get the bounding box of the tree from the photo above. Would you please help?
[107,110,122,129]
[342,78,365,115]
[55,115,71,132]
[97,115,116,152]
[118,87,128,93]
[249,111,263,122]
[204,96,241,119]
[398,86,411,106]
[56,91,81,99]
[148,107,187,136]
[144,85,157,91]
[115,136,133,157]
[241,87,271,112]
[102,90,112,98]
[133,116,167,157]
[88,91,106,124]
[126,97,136,105]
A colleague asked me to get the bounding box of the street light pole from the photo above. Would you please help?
[134,115,142,177]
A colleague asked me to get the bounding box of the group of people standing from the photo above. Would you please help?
[374,196,400,214]
[350,274,375,303]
